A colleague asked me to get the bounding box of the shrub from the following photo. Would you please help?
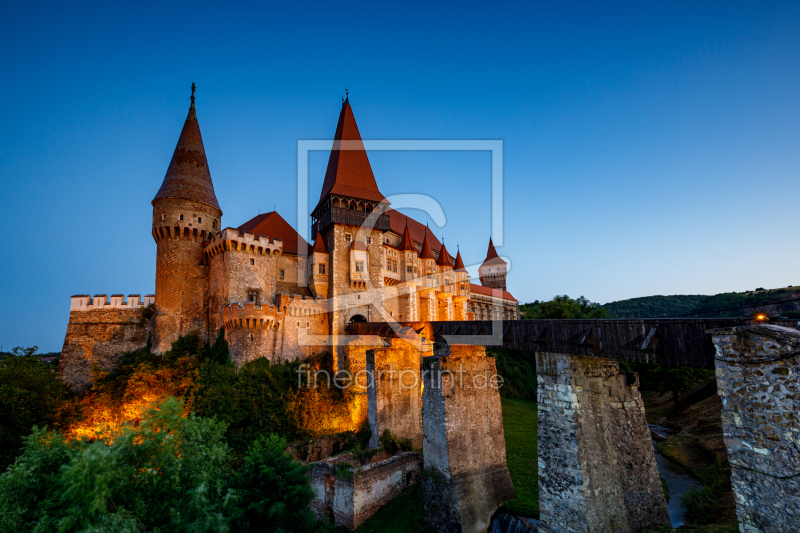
[680,461,730,526]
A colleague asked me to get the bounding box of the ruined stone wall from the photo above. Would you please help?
[421,344,515,533]
[536,352,669,533]
[309,451,422,530]
[709,325,800,533]
[152,198,221,353]
[60,305,151,391]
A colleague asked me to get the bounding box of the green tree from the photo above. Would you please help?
[230,434,319,533]
[521,295,609,319]
[0,352,73,471]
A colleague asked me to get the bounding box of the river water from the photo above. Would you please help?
[650,424,698,528]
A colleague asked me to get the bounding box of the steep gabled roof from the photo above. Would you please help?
[454,249,467,273]
[153,89,221,211]
[399,222,416,251]
[482,238,507,266]
[312,236,328,254]
[436,243,453,267]
[316,98,386,209]
[418,230,435,260]
[237,211,311,256]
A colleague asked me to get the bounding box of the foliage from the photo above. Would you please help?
[0,353,74,471]
[0,397,232,533]
[354,447,380,465]
[520,295,608,320]
[603,295,708,318]
[230,434,319,533]
[487,347,537,401]
[379,429,413,455]
[619,360,713,410]
[680,461,731,527]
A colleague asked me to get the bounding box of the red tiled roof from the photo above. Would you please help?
[469,283,516,301]
[388,210,443,252]
[312,236,328,254]
[350,241,367,251]
[316,98,386,210]
[436,243,453,267]
[482,238,507,266]
[153,95,221,212]
[237,211,311,256]
[399,222,416,252]
[419,230,435,260]
[454,249,467,273]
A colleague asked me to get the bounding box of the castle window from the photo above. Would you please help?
[319,263,326,274]
[344,233,352,242]
[366,236,372,245]
[250,258,255,265]
[279,270,285,280]
[198,217,202,223]
[213,220,217,230]
[355,261,364,273]
[161,213,165,222]
[407,265,413,274]
[248,290,258,303]
[180,214,184,221]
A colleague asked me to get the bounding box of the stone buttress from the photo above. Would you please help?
[709,325,800,533]
[420,343,515,533]
[536,352,669,533]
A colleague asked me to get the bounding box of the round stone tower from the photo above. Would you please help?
[151,84,222,353]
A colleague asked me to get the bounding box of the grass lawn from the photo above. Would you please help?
[354,397,539,531]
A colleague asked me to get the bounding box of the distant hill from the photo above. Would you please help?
[603,286,800,318]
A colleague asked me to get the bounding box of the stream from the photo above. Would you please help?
[650,423,699,528]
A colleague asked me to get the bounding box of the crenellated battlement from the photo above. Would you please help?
[70,294,155,312]
[223,302,282,330]
[204,228,283,258]
[152,225,212,244]
[275,293,328,318]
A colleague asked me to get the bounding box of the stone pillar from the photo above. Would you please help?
[420,344,515,533]
[536,352,669,533]
[709,325,800,532]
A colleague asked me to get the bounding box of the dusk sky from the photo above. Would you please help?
[2,1,800,351]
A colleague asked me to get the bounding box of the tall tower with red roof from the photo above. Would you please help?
[151,85,222,353]
[479,238,508,292]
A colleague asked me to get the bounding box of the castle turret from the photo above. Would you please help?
[478,238,507,292]
[308,228,330,299]
[417,230,437,321]
[151,84,222,353]
[452,247,470,320]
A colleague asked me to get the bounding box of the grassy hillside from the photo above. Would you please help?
[604,286,800,318]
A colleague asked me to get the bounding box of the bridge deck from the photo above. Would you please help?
[348,318,800,369]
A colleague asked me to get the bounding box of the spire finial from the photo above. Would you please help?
[345,87,348,100]
[190,82,196,108]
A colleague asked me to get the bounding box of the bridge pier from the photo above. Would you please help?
[709,325,800,533]
[536,352,670,533]
[420,343,516,533]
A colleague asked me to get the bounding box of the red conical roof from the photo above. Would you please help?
[436,243,453,267]
[482,237,506,266]
[316,98,386,209]
[153,89,221,211]
[454,249,467,272]
[312,236,328,254]
[400,222,416,251]
[419,230,435,260]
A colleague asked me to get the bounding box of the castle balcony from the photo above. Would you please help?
[204,228,283,258]
[223,302,282,330]
[312,207,390,239]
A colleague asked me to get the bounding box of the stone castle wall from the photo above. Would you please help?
[536,352,669,533]
[60,297,153,391]
[710,325,800,532]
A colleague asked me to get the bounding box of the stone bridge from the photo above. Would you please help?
[347,319,800,532]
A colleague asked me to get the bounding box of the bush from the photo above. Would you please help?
[487,347,537,401]
[680,461,730,527]
[230,434,319,532]
[379,429,413,455]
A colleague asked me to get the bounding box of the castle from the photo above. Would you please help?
[60,88,518,389]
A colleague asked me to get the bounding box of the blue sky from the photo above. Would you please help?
[1,1,799,351]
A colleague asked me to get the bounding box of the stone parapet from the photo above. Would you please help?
[203,227,283,257]
[70,294,155,311]
[536,352,669,533]
[709,325,800,533]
